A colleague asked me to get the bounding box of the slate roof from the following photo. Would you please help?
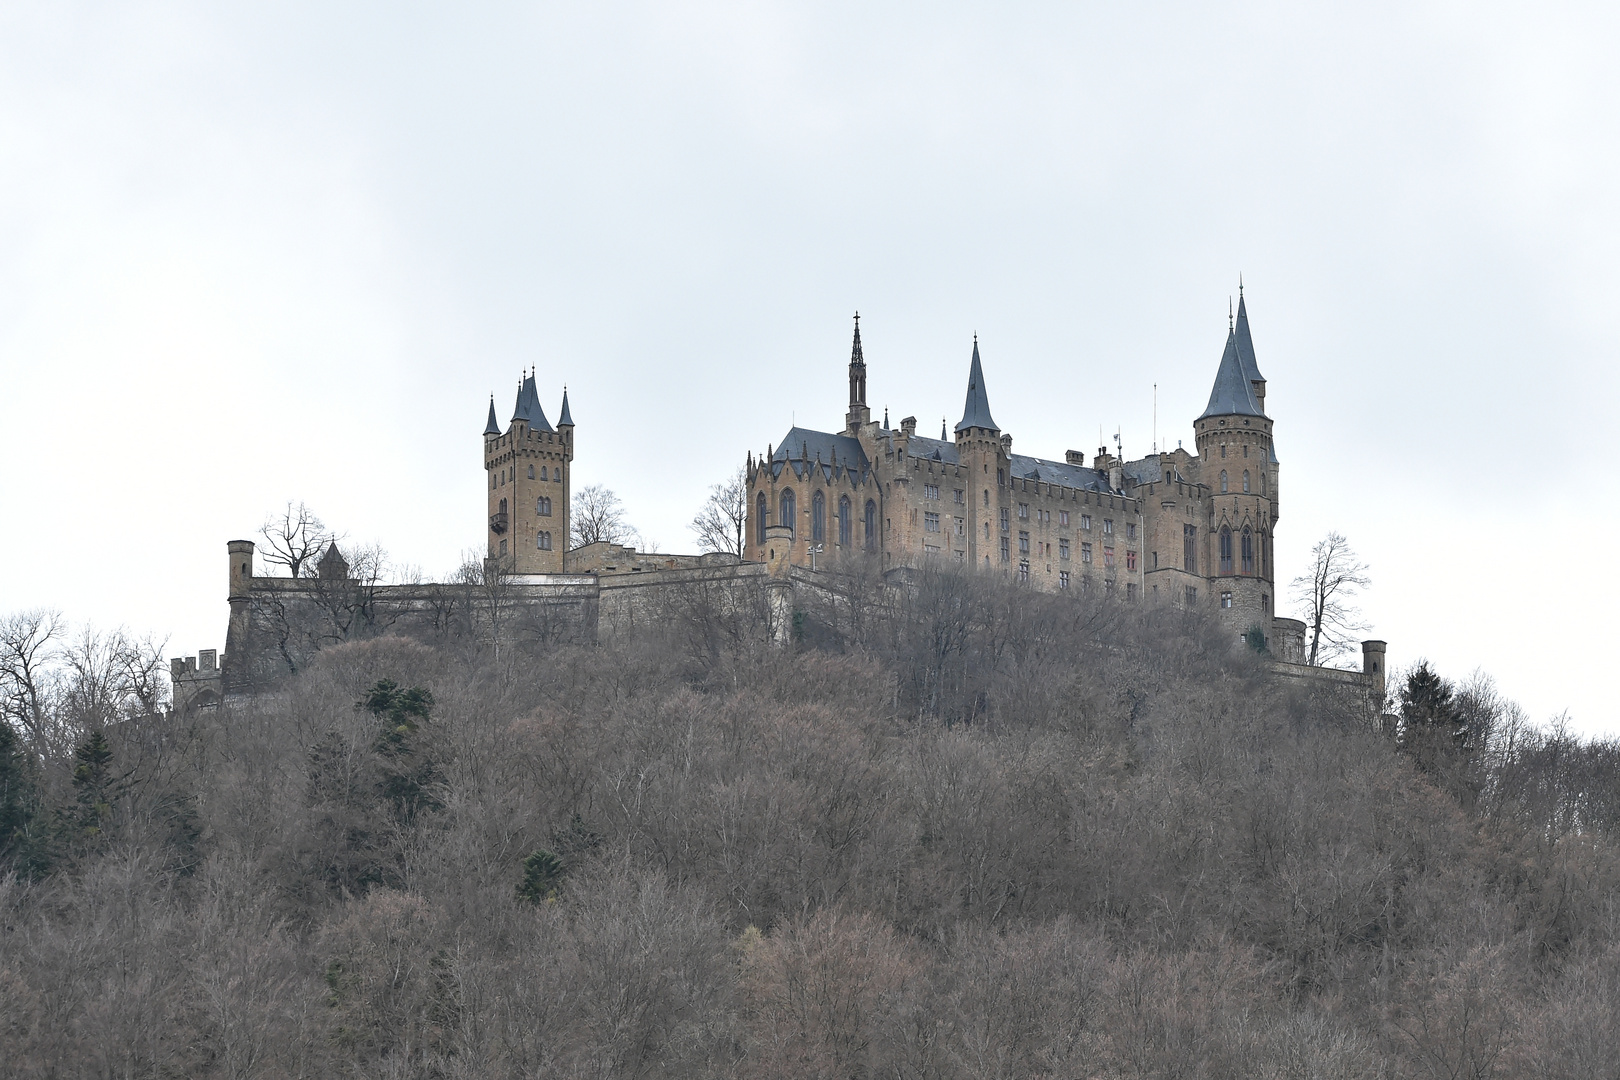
[1199,329,1265,420]
[1234,293,1265,386]
[558,388,574,426]
[483,396,501,435]
[1007,453,1113,493]
[511,372,554,432]
[955,340,999,433]
[770,426,872,484]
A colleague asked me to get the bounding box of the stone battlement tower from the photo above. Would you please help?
[484,370,574,574]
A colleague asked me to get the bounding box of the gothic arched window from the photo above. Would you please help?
[1241,526,1254,573]
[1261,471,1268,495]
[864,499,878,552]
[811,490,825,544]
[756,492,768,544]
[1220,470,1229,494]
[1219,525,1233,574]
[537,496,551,516]
[1243,470,1251,493]
[838,495,851,546]
[528,465,535,479]
[780,489,796,539]
[537,530,552,551]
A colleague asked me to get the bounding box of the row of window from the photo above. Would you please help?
[759,490,878,551]
[1218,469,1265,495]
[492,464,563,489]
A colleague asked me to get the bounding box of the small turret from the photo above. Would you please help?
[483,395,501,436]
[845,313,871,433]
[954,336,999,436]
[558,387,574,429]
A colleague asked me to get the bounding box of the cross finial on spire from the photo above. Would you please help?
[1238,272,1244,296]
[1229,297,1233,330]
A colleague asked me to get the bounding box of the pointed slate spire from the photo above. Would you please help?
[558,386,574,427]
[483,395,501,435]
[954,336,999,433]
[511,377,529,424]
[521,370,553,432]
[1199,328,1264,419]
[1233,291,1265,386]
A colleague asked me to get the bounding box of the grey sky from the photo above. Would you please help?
[2,2,1615,731]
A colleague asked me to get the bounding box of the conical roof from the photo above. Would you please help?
[483,396,501,435]
[954,338,999,433]
[1233,293,1265,386]
[1199,329,1264,419]
[850,316,865,370]
[558,388,574,426]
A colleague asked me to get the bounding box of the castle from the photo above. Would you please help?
[745,293,1324,658]
[181,289,1386,710]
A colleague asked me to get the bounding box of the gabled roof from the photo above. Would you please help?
[558,388,574,427]
[1233,293,1265,386]
[1199,329,1265,420]
[483,396,501,435]
[954,339,999,433]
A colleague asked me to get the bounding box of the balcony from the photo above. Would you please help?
[489,510,509,534]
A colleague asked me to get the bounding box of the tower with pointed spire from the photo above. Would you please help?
[483,368,574,574]
[845,313,871,434]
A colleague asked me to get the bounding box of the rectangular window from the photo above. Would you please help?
[1059,538,1070,560]
[955,550,964,561]
[954,489,965,504]
[1081,542,1092,564]
[1103,519,1114,535]
[1104,546,1115,568]
[1000,536,1010,562]
[999,508,1010,532]
[924,512,941,532]
[1059,570,1070,590]
[954,517,965,536]
[1018,503,1029,519]
[1059,510,1070,526]
[1127,523,1137,540]
[1081,514,1092,531]
[1221,592,1233,609]
[1126,549,1137,571]
[1184,524,1197,573]
[1018,531,1030,555]
[1126,583,1137,601]
[924,543,941,555]
[1186,586,1197,605]
[1018,561,1030,583]
[924,484,940,500]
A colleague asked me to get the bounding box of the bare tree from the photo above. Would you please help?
[260,501,332,578]
[0,609,65,752]
[571,484,634,548]
[690,467,748,557]
[1290,531,1370,666]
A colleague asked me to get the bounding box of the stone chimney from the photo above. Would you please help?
[1065,449,1085,466]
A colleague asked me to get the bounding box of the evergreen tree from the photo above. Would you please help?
[1398,661,1471,791]
[70,729,115,841]
[0,721,48,877]
[359,680,442,824]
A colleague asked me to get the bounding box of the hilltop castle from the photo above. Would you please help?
[745,293,1310,650]
[186,290,1386,710]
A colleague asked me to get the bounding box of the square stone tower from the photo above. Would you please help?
[484,371,574,574]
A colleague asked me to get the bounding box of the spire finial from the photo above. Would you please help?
[1238,272,1244,296]
[1229,297,1234,330]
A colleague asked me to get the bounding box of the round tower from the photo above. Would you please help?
[1194,310,1278,630]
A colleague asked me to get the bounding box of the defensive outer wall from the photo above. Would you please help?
[174,532,1388,722]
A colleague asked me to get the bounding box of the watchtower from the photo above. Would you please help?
[483,371,574,574]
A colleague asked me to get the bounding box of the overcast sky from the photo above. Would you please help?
[2,2,1615,733]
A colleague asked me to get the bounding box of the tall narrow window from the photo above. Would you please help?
[864,500,877,551]
[1243,470,1251,493]
[542,466,548,480]
[1241,526,1254,573]
[780,489,796,539]
[811,490,825,543]
[1219,526,1233,574]
[838,495,851,546]
[1220,470,1229,493]
[1184,524,1196,572]
[1261,472,1268,495]
[527,465,535,479]
[756,492,768,544]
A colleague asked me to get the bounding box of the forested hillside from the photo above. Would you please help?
[3,570,1618,1078]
